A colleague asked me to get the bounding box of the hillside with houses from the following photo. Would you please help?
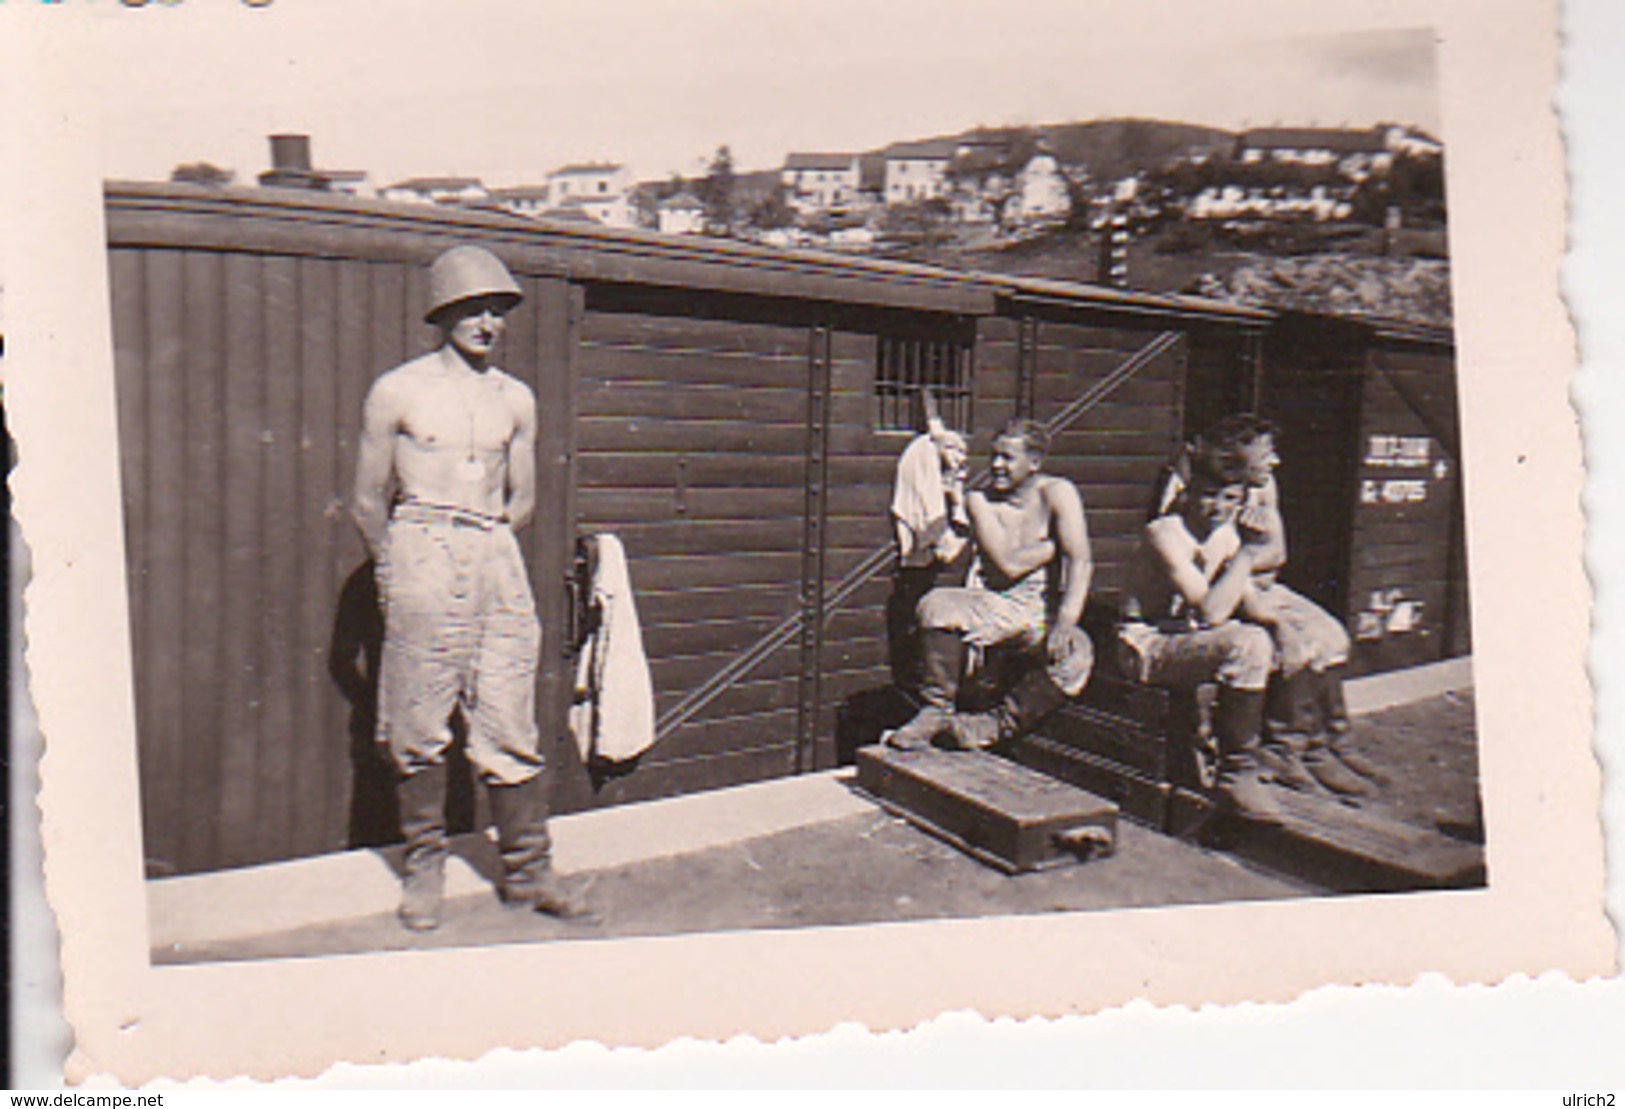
[183,118,1449,326]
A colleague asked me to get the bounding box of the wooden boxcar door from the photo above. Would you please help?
[1343,340,1466,674]
[562,286,819,811]
[1258,317,1370,628]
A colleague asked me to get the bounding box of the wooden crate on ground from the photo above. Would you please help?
[855,745,1118,873]
[1006,673,1214,833]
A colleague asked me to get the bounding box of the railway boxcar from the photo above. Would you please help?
[1256,311,1469,675]
[104,182,1451,877]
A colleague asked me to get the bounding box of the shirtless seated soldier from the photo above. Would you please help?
[884,419,1094,752]
[352,244,585,931]
[1154,415,1378,795]
[1120,441,1282,823]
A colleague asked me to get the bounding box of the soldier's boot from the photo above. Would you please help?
[1316,665,1385,782]
[1291,666,1375,796]
[884,629,963,750]
[945,665,1071,750]
[1301,737,1375,796]
[1264,674,1301,742]
[1211,687,1284,825]
[1320,663,1353,736]
[1256,738,1322,793]
[489,775,589,920]
[1256,671,1323,793]
[396,764,448,932]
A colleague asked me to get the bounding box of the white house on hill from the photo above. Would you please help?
[781,153,862,214]
[657,191,706,235]
[547,162,633,228]
[1237,126,1395,181]
[1187,183,1352,222]
[1014,151,1072,223]
[884,138,959,204]
[380,176,489,206]
[488,184,555,218]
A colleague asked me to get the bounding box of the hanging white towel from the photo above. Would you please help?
[891,429,966,568]
[569,533,657,763]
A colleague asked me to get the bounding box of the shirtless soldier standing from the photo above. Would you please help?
[353,245,584,931]
[886,419,1094,751]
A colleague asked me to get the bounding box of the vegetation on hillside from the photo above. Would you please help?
[914,118,1236,182]
[1191,255,1452,328]
[573,117,1456,327]
[896,217,1452,327]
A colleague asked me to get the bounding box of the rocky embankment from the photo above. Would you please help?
[1191,255,1452,329]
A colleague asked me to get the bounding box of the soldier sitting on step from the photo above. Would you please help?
[884,419,1094,753]
[1152,415,1380,797]
[1120,441,1288,823]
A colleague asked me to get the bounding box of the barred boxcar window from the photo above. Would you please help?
[876,336,973,432]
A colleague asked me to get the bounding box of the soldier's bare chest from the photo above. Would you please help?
[985,488,1051,541]
[400,373,515,454]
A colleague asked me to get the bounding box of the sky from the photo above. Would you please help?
[81,0,1442,188]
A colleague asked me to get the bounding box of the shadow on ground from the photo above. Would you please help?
[158,691,1478,965]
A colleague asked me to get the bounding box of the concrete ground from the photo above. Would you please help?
[151,661,1478,966]
[159,806,1309,965]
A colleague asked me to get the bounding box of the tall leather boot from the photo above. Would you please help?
[884,628,963,750]
[1211,687,1283,824]
[1264,675,1299,741]
[946,665,1071,750]
[1320,664,1352,736]
[1257,671,1322,793]
[489,775,589,919]
[1315,665,1384,782]
[1295,667,1375,795]
[396,764,449,932]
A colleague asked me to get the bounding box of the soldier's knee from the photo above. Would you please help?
[1228,624,1275,682]
[1046,626,1094,696]
[1328,621,1353,658]
[916,589,956,629]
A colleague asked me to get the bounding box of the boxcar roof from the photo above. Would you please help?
[106,181,996,315]
[989,272,1275,326]
[105,181,1281,326]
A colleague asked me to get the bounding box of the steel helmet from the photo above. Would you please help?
[424,245,523,323]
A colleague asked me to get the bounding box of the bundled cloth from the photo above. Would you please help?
[569,533,656,764]
[891,422,968,568]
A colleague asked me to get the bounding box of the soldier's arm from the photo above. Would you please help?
[504,381,539,530]
[966,490,1055,580]
[1237,476,1286,573]
[1146,517,1257,626]
[1047,478,1092,632]
[1238,580,1282,625]
[935,465,969,562]
[351,376,401,560]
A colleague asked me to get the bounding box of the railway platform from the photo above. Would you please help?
[148,661,1478,965]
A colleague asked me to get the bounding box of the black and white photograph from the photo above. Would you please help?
[5,0,1614,1084]
[120,21,1480,958]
